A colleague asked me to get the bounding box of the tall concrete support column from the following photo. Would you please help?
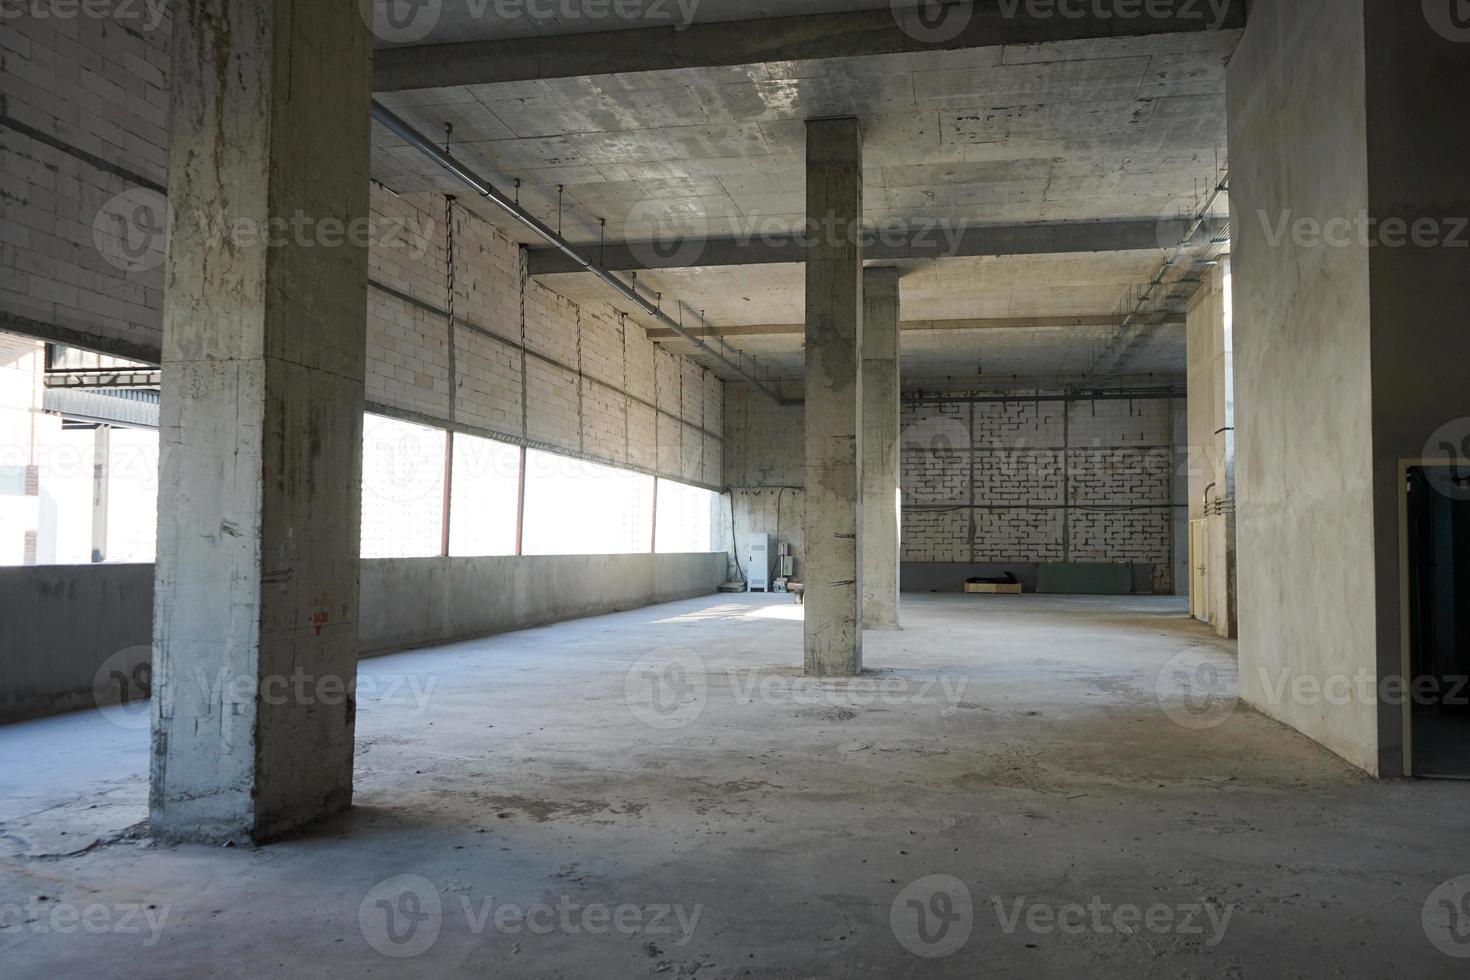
[861,267,900,630]
[151,0,371,841]
[803,118,864,677]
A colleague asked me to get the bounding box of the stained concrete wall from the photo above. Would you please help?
[0,563,153,722]
[1228,0,1379,772]
[358,552,727,654]
[0,554,724,723]
[1230,0,1470,775]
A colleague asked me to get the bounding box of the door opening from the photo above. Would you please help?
[1406,465,1470,778]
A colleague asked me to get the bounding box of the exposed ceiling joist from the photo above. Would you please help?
[373,3,1247,92]
[526,217,1226,274]
[646,313,1185,342]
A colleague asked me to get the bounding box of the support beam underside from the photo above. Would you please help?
[374,5,1247,92]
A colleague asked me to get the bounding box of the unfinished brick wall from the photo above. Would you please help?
[725,383,1185,591]
[366,186,723,486]
[902,394,1182,590]
[1,10,170,360]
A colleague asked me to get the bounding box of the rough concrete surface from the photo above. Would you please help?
[2,593,1466,977]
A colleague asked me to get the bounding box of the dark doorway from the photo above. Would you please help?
[1406,466,1470,777]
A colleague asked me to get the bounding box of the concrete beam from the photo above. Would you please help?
[861,268,901,631]
[646,314,1186,343]
[527,218,1228,275]
[803,117,864,678]
[374,4,1247,92]
[151,0,371,842]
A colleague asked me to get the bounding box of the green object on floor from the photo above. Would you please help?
[1037,562,1133,595]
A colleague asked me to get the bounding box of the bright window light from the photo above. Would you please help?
[521,450,653,556]
[105,427,158,563]
[361,413,446,559]
[449,433,520,557]
[654,478,716,553]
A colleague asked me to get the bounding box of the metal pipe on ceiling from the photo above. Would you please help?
[370,101,786,405]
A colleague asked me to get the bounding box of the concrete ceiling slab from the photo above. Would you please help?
[369,25,1237,383]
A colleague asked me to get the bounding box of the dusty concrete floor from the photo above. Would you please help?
[2,593,1468,977]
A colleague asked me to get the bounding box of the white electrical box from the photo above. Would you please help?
[746,533,776,592]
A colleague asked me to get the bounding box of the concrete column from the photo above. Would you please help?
[151,0,371,841]
[861,267,900,630]
[803,117,863,676]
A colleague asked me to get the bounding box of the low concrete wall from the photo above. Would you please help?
[0,553,725,723]
[0,563,154,723]
[358,553,727,655]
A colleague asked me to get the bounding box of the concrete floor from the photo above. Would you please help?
[2,593,1467,977]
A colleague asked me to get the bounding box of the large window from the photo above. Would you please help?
[449,434,520,557]
[361,414,446,559]
[655,479,717,554]
[521,450,654,556]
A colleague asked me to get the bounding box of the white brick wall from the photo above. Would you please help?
[901,396,1179,585]
[1,12,170,358]
[728,386,1183,590]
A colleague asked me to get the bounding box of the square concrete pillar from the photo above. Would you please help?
[803,118,863,676]
[861,267,901,630]
[150,0,371,841]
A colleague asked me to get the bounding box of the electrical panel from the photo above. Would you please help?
[746,533,776,592]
